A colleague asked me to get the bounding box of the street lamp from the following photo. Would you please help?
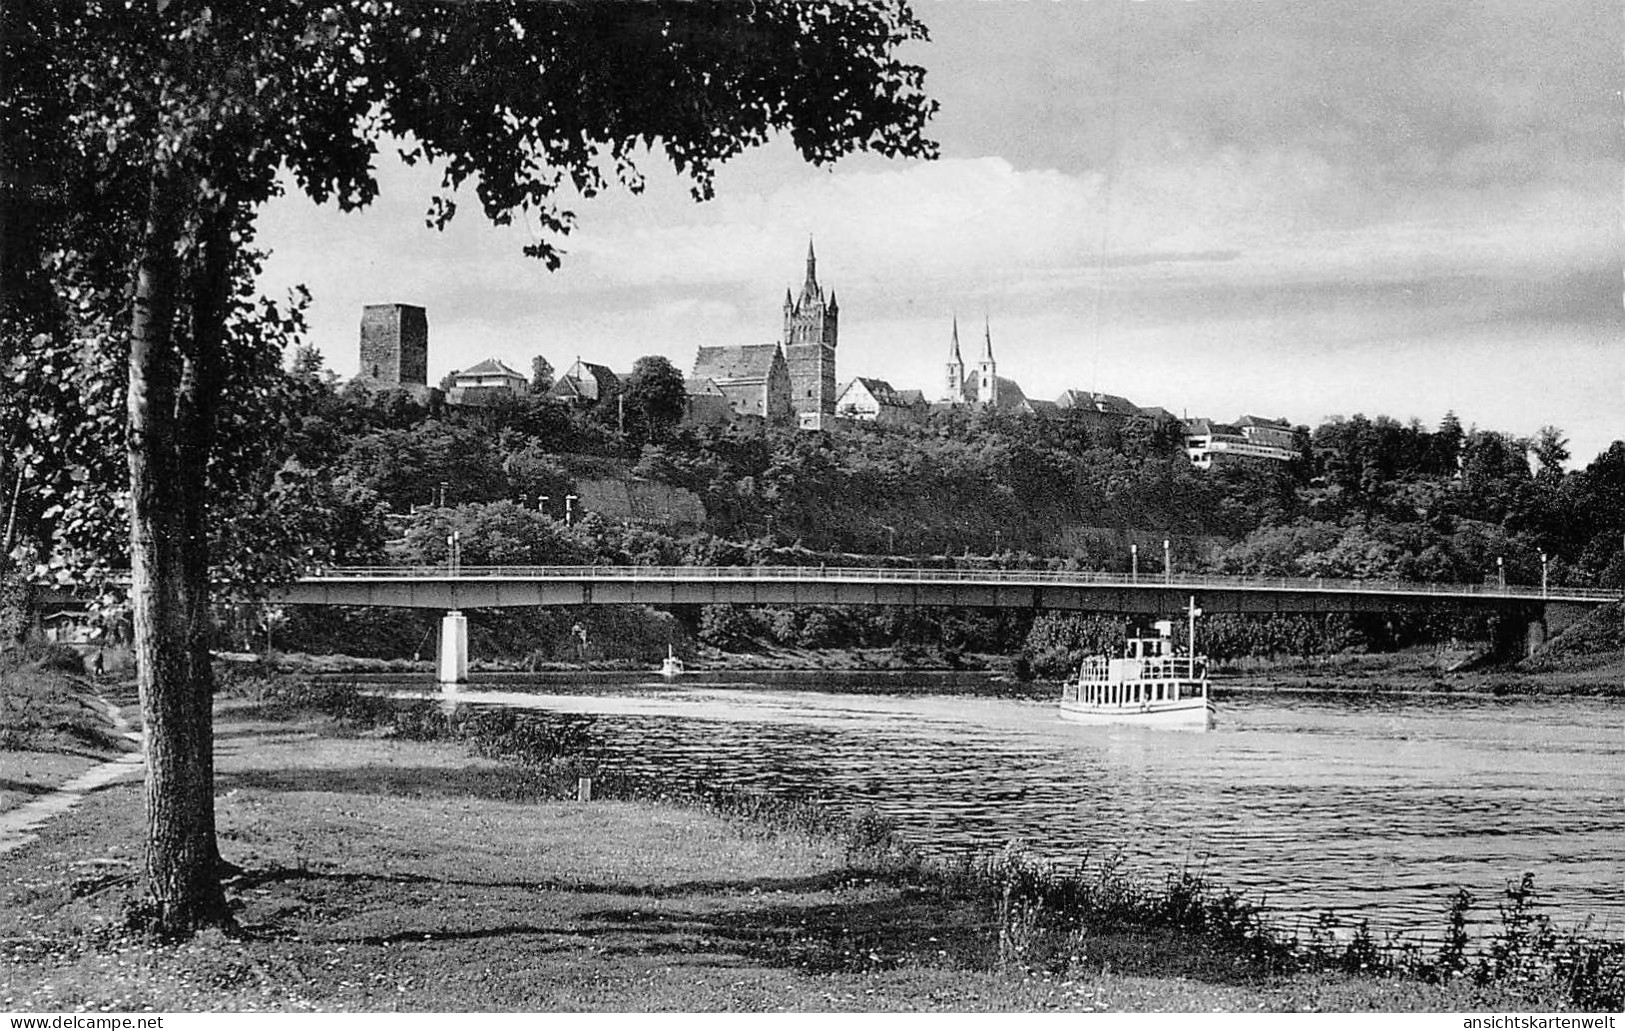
[1163,538,1171,585]
[1131,543,1138,583]
[447,530,461,575]
[1541,552,1549,597]
[1496,555,1505,590]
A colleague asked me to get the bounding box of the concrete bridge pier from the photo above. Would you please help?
[438,610,468,684]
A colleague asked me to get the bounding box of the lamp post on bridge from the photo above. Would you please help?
[1541,552,1549,598]
[1130,543,1138,584]
[1163,538,1171,585]
[447,530,461,576]
[1497,555,1505,591]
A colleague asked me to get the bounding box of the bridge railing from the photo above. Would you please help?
[295,564,1622,603]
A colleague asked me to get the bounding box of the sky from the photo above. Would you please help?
[255,0,1623,465]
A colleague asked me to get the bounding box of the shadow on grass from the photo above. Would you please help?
[218,764,561,804]
[582,892,1286,987]
[230,862,859,902]
[0,777,62,797]
[230,856,1279,991]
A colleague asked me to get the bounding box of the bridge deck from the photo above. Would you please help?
[273,565,1619,612]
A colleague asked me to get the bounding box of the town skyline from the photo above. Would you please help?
[255,0,1621,463]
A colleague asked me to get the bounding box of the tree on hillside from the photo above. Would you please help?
[1430,411,1465,476]
[2,1,935,934]
[623,355,689,442]
[530,356,554,396]
[1532,426,1570,485]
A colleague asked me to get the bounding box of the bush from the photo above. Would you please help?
[30,643,86,675]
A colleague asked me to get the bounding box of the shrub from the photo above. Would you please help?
[29,643,86,675]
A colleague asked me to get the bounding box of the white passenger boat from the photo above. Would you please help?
[659,645,685,679]
[1060,599,1214,730]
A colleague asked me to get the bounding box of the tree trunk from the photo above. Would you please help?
[127,170,229,935]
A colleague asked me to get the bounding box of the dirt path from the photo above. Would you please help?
[0,697,143,856]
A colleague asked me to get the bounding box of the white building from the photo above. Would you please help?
[836,376,924,424]
[1185,415,1298,469]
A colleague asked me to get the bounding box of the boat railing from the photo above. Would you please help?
[1075,655,1206,682]
[1064,653,1209,706]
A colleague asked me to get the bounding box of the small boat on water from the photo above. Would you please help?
[1060,598,1214,730]
[659,646,685,679]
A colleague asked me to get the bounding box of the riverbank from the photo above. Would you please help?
[3,670,1621,1012]
[1218,650,1623,697]
[244,643,1623,700]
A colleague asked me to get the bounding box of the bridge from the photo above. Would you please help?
[273,565,1619,683]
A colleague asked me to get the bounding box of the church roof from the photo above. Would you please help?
[955,373,1029,410]
[692,343,783,384]
[952,371,1029,409]
[990,376,1028,409]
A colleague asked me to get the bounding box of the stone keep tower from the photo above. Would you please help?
[357,303,428,388]
[781,239,838,427]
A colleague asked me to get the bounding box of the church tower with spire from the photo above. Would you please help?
[943,317,965,402]
[976,316,997,405]
[781,238,838,428]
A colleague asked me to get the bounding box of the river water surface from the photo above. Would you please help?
[382,673,1624,942]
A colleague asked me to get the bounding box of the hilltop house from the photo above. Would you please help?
[445,357,528,409]
[1055,389,1142,423]
[836,377,925,425]
[1184,415,1298,468]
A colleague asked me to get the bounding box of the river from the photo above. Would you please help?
[379,672,1625,943]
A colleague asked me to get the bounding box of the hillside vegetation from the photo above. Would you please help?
[9,355,1623,669]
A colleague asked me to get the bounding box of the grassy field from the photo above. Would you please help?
[1,667,1618,1012]
[0,664,138,812]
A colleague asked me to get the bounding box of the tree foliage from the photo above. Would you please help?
[2,0,937,935]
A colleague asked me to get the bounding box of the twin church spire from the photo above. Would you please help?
[943,314,999,405]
